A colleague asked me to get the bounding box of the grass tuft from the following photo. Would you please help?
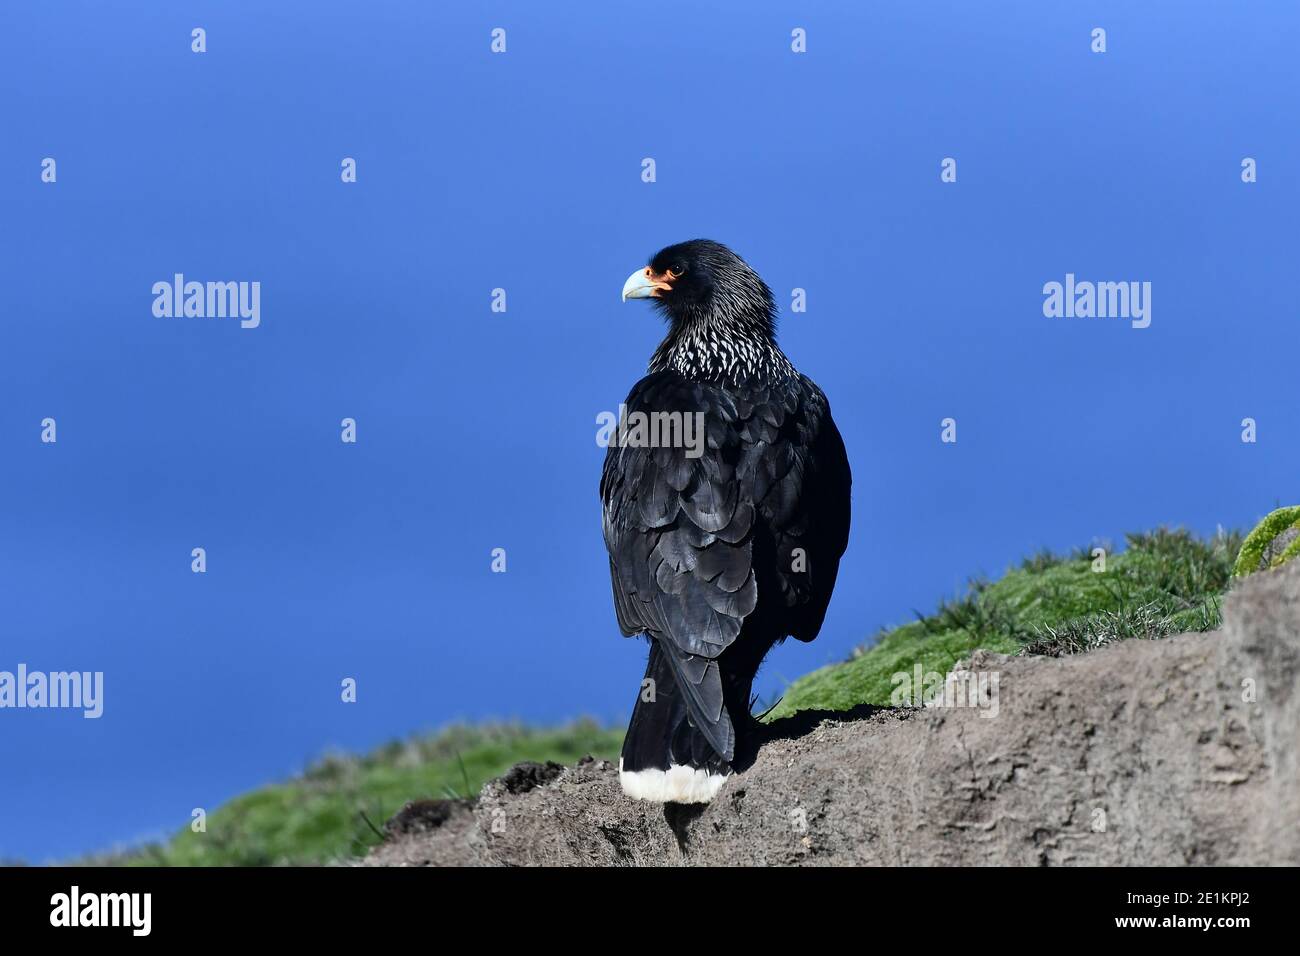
[766,526,1239,720]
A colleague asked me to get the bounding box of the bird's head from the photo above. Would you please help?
[621,239,776,334]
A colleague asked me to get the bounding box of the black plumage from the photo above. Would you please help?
[603,240,851,802]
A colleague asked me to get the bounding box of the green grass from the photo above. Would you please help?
[765,527,1241,720]
[68,526,1248,866]
[76,721,622,867]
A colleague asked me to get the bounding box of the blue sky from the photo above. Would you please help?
[1,1,1296,861]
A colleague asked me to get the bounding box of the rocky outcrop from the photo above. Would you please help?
[364,562,1300,866]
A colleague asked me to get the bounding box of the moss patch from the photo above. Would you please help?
[1232,506,1300,577]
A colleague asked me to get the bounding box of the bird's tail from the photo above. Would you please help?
[619,639,733,804]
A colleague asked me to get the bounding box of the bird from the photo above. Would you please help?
[602,239,851,803]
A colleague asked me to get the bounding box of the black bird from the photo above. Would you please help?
[602,239,851,803]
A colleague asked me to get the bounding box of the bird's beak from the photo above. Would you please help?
[622,267,674,302]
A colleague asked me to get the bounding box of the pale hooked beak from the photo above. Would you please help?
[622,267,673,302]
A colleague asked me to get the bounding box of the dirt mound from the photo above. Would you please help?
[363,562,1300,866]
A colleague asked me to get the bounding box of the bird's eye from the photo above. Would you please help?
[668,263,687,279]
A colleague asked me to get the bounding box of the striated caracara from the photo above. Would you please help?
[601,239,851,803]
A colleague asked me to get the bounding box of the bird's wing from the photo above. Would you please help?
[601,371,758,648]
[769,376,852,641]
[600,370,760,759]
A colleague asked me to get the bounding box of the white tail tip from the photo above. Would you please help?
[618,757,731,804]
